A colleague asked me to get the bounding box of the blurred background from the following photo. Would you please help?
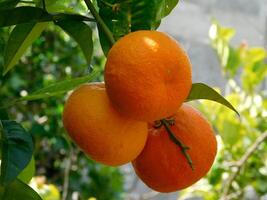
[0,0,267,199]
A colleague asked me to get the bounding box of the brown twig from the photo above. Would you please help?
[221,131,267,200]
[83,0,115,46]
[62,147,74,200]
[160,119,194,170]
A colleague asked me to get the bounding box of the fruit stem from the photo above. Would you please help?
[160,119,195,170]
[84,0,116,46]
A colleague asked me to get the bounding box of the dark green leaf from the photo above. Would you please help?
[56,19,93,65]
[97,0,179,54]
[0,0,20,9]
[18,157,35,183]
[0,6,52,27]
[161,0,179,17]
[0,120,34,184]
[186,83,239,116]
[0,6,95,27]
[3,22,49,75]
[53,13,95,23]
[0,179,42,200]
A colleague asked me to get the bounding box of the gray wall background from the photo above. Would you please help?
[159,0,267,89]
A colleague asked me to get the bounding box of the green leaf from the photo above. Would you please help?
[56,19,93,65]
[186,83,239,116]
[1,69,100,108]
[35,0,75,12]
[3,22,49,75]
[209,20,235,42]
[161,0,179,17]
[0,6,95,27]
[97,0,179,54]
[220,120,241,145]
[0,0,20,9]
[0,6,52,27]
[18,157,35,184]
[53,13,95,23]
[245,47,267,63]
[21,69,100,100]
[0,179,42,200]
[0,120,34,184]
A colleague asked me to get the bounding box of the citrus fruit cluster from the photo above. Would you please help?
[63,30,217,192]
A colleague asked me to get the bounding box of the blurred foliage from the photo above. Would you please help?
[0,14,123,200]
[180,20,267,200]
[30,177,61,200]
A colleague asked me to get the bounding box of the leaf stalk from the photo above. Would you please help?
[84,0,115,46]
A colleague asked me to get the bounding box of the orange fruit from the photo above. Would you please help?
[132,104,217,192]
[105,30,192,121]
[63,83,148,166]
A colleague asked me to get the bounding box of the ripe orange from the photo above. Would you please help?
[104,30,192,121]
[132,104,217,192]
[63,83,148,166]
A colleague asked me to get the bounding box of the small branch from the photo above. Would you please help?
[62,147,74,200]
[161,119,194,170]
[42,0,46,11]
[99,0,114,8]
[99,0,120,12]
[221,131,267,200]
[83,0,116,46]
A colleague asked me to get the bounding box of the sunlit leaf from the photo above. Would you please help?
[0,120,34,184]
[0,179,42,200]
[3,22,49,75]
[245,47,267,63]
[56,19,93,65]
[18,157,35,184]
[220,120,241,145]
[0,69,101,108]
[225,47,241,76]
[209,20,235,42]
[34,0,76,12]
[186,83,239,116]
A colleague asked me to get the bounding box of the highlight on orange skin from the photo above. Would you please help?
[63,82,148,166]
[105,30,192,121]
[132,104,217,192]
